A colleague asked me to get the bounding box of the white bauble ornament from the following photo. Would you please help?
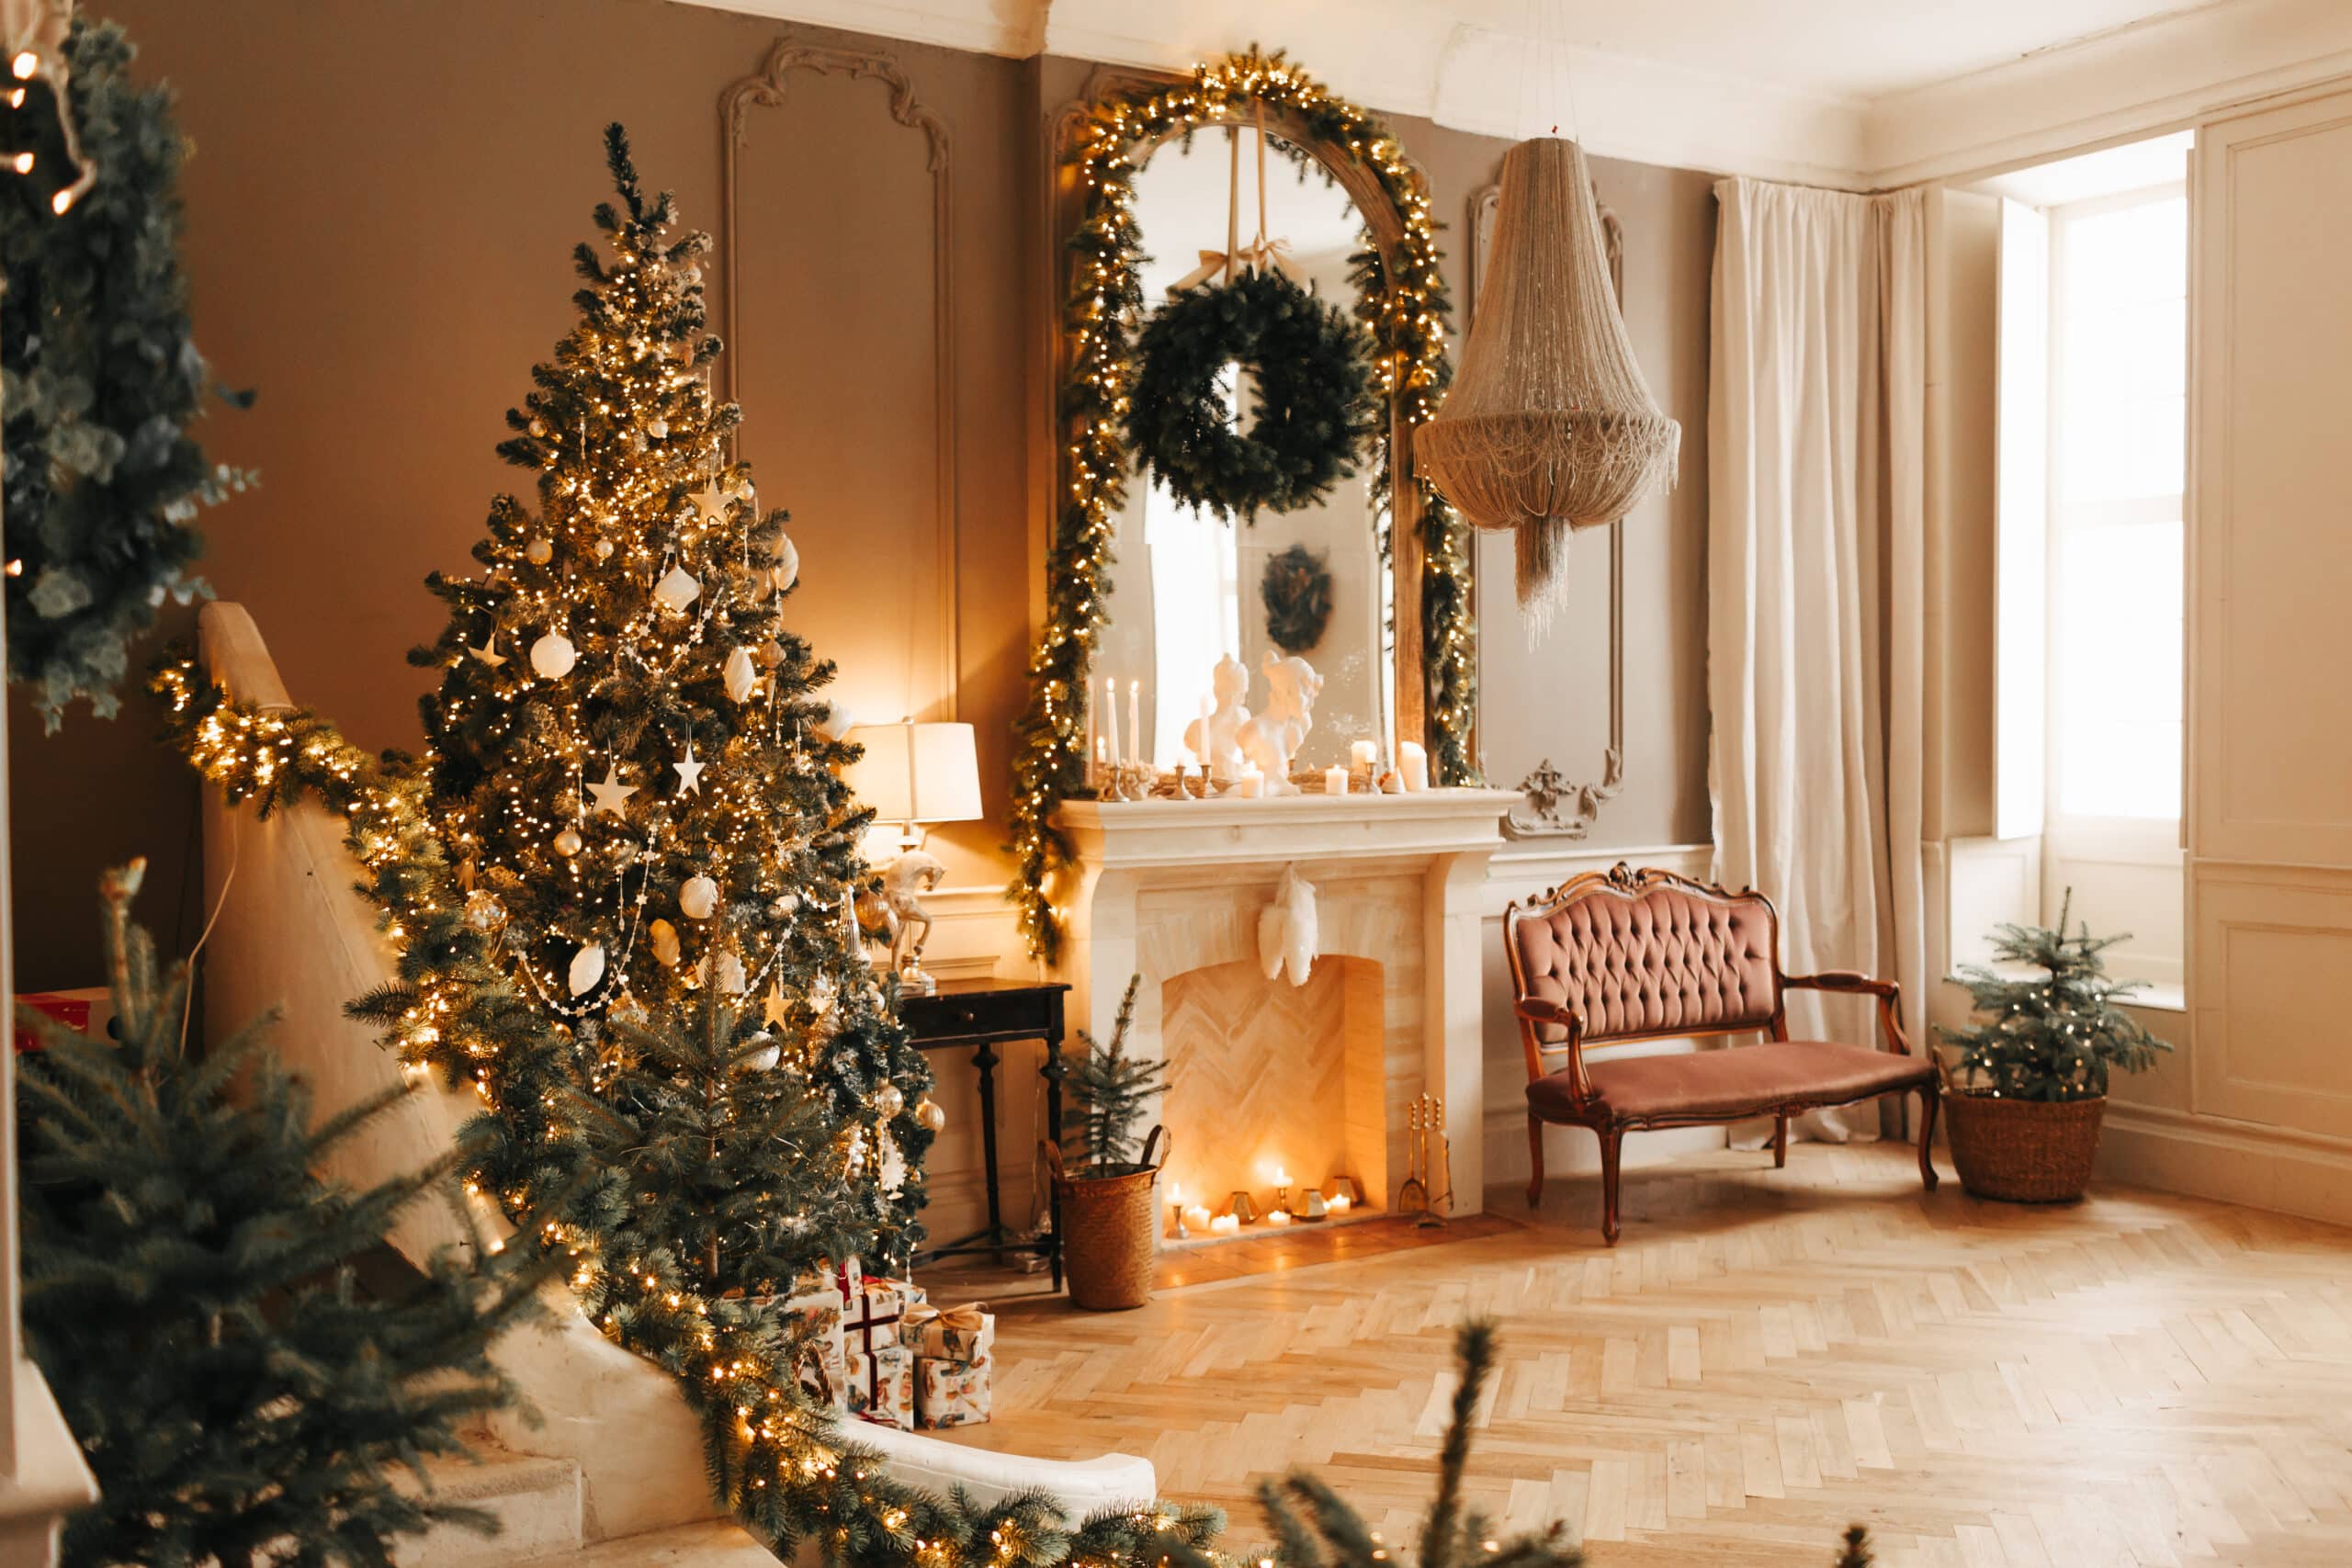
[771,534,799,594]
[699,949,747,995]
[649,919,681,968]
[724,646,757,703]
[528,417,547,436]
[594,537,615,561]
[654,566,701,612]
[529,632,576,679]
[679,874,719,920]
[915,1097,946,1134]
[554,826,583,857]
[526,537,553,565]
[873,1081,905,1118]
[464,890,506,931]
[740,1032,782,1073]
[568,942,606,997]
[648,417,669,439]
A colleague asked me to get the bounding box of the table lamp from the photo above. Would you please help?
[842,721,981,995]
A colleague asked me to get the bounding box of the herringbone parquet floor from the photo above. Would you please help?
[940,1143,2352,1566]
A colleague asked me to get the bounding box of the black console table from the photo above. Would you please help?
[900,978,1069,1289]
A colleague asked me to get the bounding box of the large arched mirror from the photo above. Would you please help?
[1008,54,1468,958]
[1094,128,1391,770]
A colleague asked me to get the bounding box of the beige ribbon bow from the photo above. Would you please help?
[1170,237,1303,297]
[906,1301,987,1333]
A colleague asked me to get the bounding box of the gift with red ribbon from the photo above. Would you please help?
[844,1344,914,1428]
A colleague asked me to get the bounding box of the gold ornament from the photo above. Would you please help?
[873,1080,904,1118]
[553,826,583,857]
[464,890,507,931]
[526,536,554,565]
[648,919,681,968]
[914,1097,946,1134]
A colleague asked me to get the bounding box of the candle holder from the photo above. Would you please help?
[1226,1190,1259,1225]
[1299,1188,1329,1220]
[1170,1200,1191,1240]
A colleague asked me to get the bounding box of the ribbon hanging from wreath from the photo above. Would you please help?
[1124,109,1377,523]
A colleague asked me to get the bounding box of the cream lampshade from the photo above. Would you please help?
[842,722,981,997]
[843,722,982,836]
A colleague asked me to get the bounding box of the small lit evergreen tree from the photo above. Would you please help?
[17,863,546,1568]
[1937,890,2169,1100]
[1060,974,1165,1172]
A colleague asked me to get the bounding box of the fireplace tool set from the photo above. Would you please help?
[1397,1094,1453,1225]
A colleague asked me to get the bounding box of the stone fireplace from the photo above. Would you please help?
[1051,790,1517,1222]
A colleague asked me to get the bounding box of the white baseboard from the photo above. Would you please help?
[2098,1102,2352,1227]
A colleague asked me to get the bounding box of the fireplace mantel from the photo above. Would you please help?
[1050,788,1518,1214]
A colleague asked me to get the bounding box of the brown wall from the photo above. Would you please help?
[8,2,1713,1003]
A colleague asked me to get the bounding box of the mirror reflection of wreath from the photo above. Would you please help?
[1125,269,1376,522]
[1261,544,1334,655]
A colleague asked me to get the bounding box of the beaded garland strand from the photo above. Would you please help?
[1007,48,1476,964]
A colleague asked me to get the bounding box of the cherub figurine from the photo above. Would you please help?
[1182,653,1252,784]
[1238,653,1323,795]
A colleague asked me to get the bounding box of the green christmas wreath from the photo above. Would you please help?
[1125,267,1376,522]
[1261,542,1334,654]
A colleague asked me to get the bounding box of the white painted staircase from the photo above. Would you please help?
[195,604,1155,1560]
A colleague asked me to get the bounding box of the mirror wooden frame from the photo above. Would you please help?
[1005,50,1472,962]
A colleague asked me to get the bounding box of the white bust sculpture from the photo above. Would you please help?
[1238,652,1323,795]
[1182,653,1252,784]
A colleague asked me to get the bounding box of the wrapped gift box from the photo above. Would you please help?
[845,1344,914,1429]
[842,1276,925,1356]
[913,1353,992,1429]
[781,1285,848,1410]
[906,1303,993,1363]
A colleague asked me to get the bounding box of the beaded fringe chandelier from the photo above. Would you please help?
[1415,135,1679,620]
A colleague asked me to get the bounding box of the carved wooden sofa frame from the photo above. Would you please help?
[1504,863,1939,1244]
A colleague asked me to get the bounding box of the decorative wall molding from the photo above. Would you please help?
[677,0,2352,191]
[719,38,962,716]
[1470,183,1627,842]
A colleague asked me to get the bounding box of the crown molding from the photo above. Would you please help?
[667,0,2352,190]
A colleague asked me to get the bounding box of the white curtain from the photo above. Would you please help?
[1708,179,1928,1144]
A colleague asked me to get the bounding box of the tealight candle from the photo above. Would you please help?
[1327,1190,1353,1214]
[1184,1204,1214,1233]
[1324,764,1348,795]
[1234,764,1264,800]
[1209,1213,1240,1236]
[1267,1210,1293,1227]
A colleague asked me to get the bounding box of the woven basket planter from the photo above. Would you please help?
[1944,1093,2106,1202]
[1045,1128,1166,1311]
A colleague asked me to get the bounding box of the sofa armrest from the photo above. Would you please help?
[1782,972,1910,1055]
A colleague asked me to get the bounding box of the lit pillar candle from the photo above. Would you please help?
[1184,1203,1214,1232]
[1351,739,1377,771]
[1085,683,1097,783]
[1234,763,1264,799]
[1398,740,1429,792]
[1324,764,1349,796]
[1103,675,1121,773]
[1128,679,1142,769]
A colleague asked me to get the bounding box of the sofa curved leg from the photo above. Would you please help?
[1599,1126,1623,1246]
[1526,1112,1545,1209]
[1916,1082,1941,1191]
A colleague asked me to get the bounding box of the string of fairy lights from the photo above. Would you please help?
[1006,48,1477,965]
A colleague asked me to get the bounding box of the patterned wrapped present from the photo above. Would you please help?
[842,1276,925,1356]
[905,1301,993,1363]
[844,1344,914,1429]
[780,1285,848,1410]
[913,1352,991,1429]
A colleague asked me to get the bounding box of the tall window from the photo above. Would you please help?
[2047,186,2187,827]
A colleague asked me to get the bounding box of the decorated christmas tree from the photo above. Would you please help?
[1937,890,2169,1100]
[400,123,935,1265]
[17,862,545,1567]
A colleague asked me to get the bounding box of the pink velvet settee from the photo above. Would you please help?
[1504,863,1939,1244]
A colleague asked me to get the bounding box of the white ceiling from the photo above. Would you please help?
[672,0,2352,186]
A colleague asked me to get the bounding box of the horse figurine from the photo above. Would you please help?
[1238,653,1323,795]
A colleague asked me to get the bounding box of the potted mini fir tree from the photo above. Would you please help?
[1935,892,2170,1201]
[1047,975,1169,1310]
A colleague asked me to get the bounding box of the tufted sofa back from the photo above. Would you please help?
[1509,873,1780,1044]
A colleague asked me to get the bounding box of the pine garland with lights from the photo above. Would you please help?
[1007,48,1474,964]
[1,17,252,729]
[1935,890,2170,1100]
